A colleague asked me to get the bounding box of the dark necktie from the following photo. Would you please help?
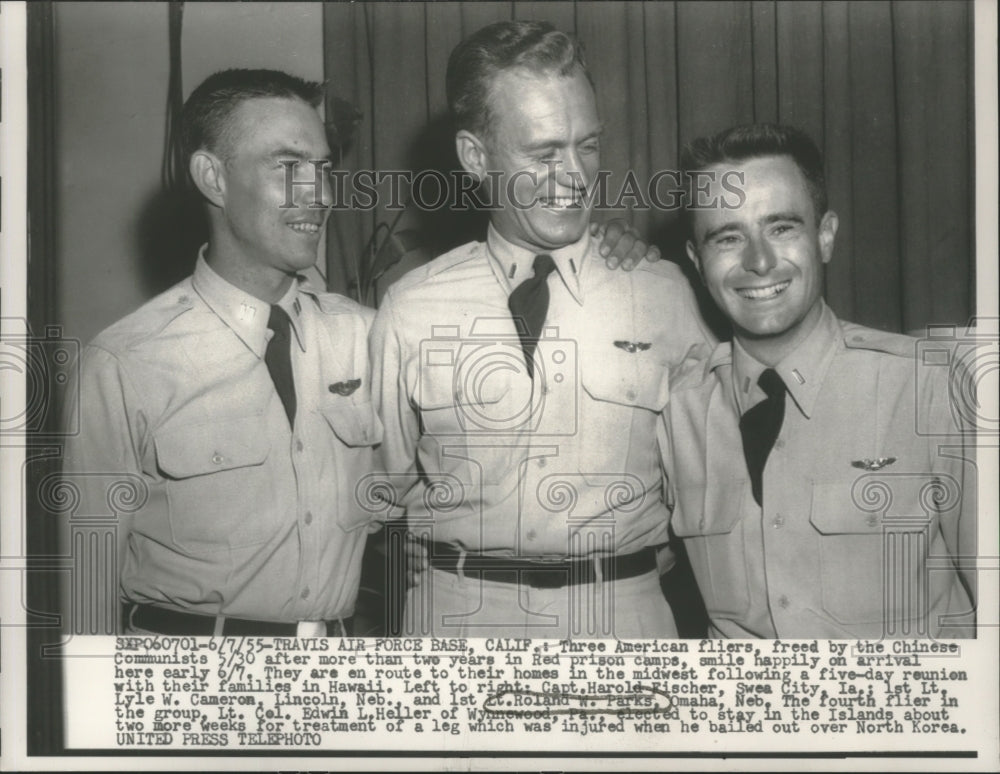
[507,253,557,378]
[739,368,786,507]
[265,304,296,427]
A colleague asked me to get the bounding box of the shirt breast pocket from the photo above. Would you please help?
[579,354,669,487]
[809,479,931,628]
[671,483,752,618]
[418,372,511,487]
[154,415,275,554]
[320,399,383,531]
[322,399,383,448]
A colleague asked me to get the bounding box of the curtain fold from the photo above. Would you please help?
[324,0,973,333]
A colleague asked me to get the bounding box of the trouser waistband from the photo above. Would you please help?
[425,542,658,589]
[127,603,353,637]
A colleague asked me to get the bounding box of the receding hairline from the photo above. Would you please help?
[478,62,594,139]
[688,153,825,238]
[700,152,813,178]
[204,94,325,160]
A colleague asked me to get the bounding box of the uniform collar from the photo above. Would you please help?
[191,247,307,358]
[732,302,840,419]
[485,223,587,305]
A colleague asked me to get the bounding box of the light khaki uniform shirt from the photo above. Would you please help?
[62,254,381,624]
[371,226,712,558]
[664,303,976,638]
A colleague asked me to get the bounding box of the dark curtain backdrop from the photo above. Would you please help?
[323,0,973,334]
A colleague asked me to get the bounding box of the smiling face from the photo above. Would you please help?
[459,66,601,252]
[199,96,332,299]
[686,154,838,364]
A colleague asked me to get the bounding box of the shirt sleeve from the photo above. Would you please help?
[954,436,977,615]
[655,411,678,574]
[649,266,717,376]
[926,357,978,616]
[369,291,421,512]
[61,344,146,633]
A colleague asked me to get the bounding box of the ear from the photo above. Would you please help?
[455,129,489,181]
[818,210,839,264]
[189,149,226,209]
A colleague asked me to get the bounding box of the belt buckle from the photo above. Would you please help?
[296,621,326,637]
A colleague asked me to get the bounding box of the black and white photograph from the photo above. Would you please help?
[0,0,996,770]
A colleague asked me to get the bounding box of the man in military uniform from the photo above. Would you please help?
[665,123,976,638]
[61,67,651,637]
[371,21,713,639]
[62,69,383,636]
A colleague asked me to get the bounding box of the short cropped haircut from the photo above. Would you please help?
[180,68,323,169]
[680,123,828,224]
[446,20,592,139]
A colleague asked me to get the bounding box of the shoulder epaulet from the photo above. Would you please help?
[705,339,733,374]
[841,321,918,359]
[632,256,689,283]
[670,339,730,392]
[304,287,375,322]
[585,251,698,297]
[385,240,484,295]
[91,281,195,352]
[426,241,484,276]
